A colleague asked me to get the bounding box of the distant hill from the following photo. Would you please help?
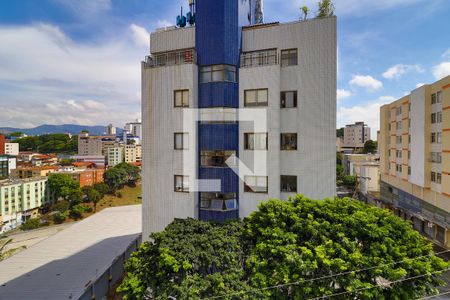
[0,124,123,136]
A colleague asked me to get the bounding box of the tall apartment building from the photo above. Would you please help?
[142,0,336,236]
[125,144,142,163]
[107,146,124,167]
[78,133,103,156]
[343,122,371,148]
[107,124,116,136]
[0,177,52,232]
[124,120,142,138]
[379,75,450,247]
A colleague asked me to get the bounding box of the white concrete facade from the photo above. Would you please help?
[4,143,19,156]
[142,17,336,237]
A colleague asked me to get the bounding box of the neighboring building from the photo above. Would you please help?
[0,205,141,299]
[343,153,379,176]
[70,155,106,167]
[379,75,450,247]
[107,123,117,135]
[0,177,52,232]
[78,133,103,156]
[107,146,124,167]
[142,1,336,236]
[0,156,17,179]
[11,166,59,179]
[343,122,371,149]
[53,168,105,187]
[359,163,381,195]
[4,143,19,156]
[0,135,5,155]
[124,119,142,138]
[124,144,142,163]
[31,154,58,166]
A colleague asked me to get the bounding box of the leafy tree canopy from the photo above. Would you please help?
[363,140,378,154]
[15,134,77,153]
[48,173,80,200]
[119,197,447,300]
[317,0,335,17]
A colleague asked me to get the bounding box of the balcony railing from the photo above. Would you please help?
[240,49,278,68]
[143,49,196,68]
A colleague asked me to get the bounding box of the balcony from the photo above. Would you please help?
[240,49,278,68]
[143,49,196,68]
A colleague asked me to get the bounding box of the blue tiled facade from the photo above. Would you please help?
[196,0,241,222]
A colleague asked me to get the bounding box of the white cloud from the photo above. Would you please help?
[349,75,383,92]
[0,23,143,127]
[432,62,450,80]
[337,89,352,102]
[54,0,112,16]
[382,64,424,80]
[338,95,396,138]
[130,24,150,48]
[442,49,450,58]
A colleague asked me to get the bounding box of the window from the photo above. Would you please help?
[437,132,442,144]
[437,173,442,184]
[432,93,437,104]
[281,49,298,67]
[200,193,237,211]
[174,133,189,150]
[244,89,268,107]
[437,91,442,103]
[241,49,277,68]
[431,172,436,183]
[396,121,402,130]
[281,133,297,150]
[431,132,436,143]
[244,176,268,193]
[201,150,237,167]
[396,107,402,116]
[281,91,297,108]
[396,150,402,158]
[244,133,268,150]
[174,90,189,107]
[396,136,402,144]
[281,175,297,192]
[200,64,236,83]
[408,151,411,160]
[431,112,441,123]
[408,166,411,175]
[174,175,189,192]
[396,164,402,172]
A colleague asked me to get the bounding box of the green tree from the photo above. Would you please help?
[48,173,80,200]
[15,134,77,153]
[85,187,102,212]
[21,218,41,231]
[93,182,109,196]
[116,162,141,185]
[67,189,83,206]
[342,174,357,188]
[118,219,248,300]
[243,196,447,299]
[317,0,335,17]
[119,197,447,300]
[103,167,128,192]
[60,158,75,166]
[301,6,308,20]
[52,212,68,224]
[336,127,344,138]
[363,140,378,154]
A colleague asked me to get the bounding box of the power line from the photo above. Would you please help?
[307,267,450,300]
[202,249,450,300]
[421,290,450,299]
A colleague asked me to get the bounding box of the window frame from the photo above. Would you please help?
[280,91,298,108]
[244,133,268,150]
[280,175,297,193]
[200,150,237,168]
[281,133,298,150]
[174,89,189,108]
[174,132,189,150]
[174,175,189,193]
[244,175,268,193]
[281,48,298,67]
[244,88,269,107]
[199,64,236,83]
[200,192,238,211]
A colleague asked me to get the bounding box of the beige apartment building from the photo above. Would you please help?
[343,122,371,149]
[124,144,142,163]
[379,75,450,247]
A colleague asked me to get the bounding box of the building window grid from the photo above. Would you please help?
[281,91,298,108]
[281,49,298,67]
[244,89,268,107]
[174,90,189,107]
[174,133,189,150]
[281,133,298,150]
[280,175,297,193]
[200,64,236,83]
[244,176,268,193]
[174,175,189,192]
[244,133,268,150]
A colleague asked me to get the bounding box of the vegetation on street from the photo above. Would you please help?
[118,196,447,300]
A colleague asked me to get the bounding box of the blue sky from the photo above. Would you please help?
[0,0,449,137]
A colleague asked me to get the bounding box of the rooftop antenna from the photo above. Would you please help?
[187,0,196,26]
[176,6,187,27]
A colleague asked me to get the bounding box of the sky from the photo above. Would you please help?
[0,0,449,137]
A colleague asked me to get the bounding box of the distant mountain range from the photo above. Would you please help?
[0,124,123,136]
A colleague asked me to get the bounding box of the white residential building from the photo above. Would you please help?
[125,144,142,163]
[5,143,19,156]
[142,1,336,237]
[107,146,124,167]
